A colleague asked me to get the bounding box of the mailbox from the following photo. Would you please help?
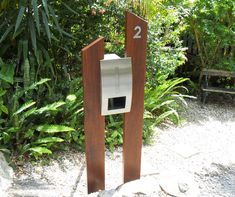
[100,54,132,116]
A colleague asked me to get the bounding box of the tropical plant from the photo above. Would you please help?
[0,58,14,131]
[144,77,191,129]
[105,115,123,152]
[0,77,84,159]
[0,0,73,85]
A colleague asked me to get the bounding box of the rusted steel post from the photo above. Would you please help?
[123,11,148,183]
[82,37,105,194]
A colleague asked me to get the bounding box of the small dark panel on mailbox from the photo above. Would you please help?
[108,96,126,110]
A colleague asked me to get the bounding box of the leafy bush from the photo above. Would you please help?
[146,2,189,85]
[0,0,192,158]
[0,78,84,159]
[0,0,71,84]
[145,77,190,123]
[188,0,235,71]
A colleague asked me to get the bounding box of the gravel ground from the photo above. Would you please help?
[143,98,235,197]
[7,97,235,197]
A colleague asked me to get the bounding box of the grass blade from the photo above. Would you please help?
[14,6,25,36]
[61,2,80,15]
[22,40,28,60]
[48,4,62,36]
[32,0,40,34]
[41,9,51,43]
[42,0,49,17]
[29,17,37,53]
[0,25,13,43]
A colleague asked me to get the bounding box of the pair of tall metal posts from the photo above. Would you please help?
[82,11,147,194]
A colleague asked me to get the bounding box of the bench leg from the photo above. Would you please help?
[202,91,208,104]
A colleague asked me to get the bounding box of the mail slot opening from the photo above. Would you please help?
[108,96,126,110]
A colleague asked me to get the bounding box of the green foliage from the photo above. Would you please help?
[147,2,189,84]
[0,77,84,159]
[0,58,14,129]
[0,0,193,159]
[105,115,123,152]
[142,1,191,139]
[0,0,71,83]
[188,0,235,71]
[145,77,190,126]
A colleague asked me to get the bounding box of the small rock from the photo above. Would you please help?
[159,171,199,197]
[98,189,116,197]
[178,182,189,193]
[116,176,160,196]
[0,152,14,196]
[89,176,161,197]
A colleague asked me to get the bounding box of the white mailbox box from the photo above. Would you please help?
[100,54,132,116]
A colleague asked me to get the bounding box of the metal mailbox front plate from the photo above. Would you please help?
[100,56,132,116]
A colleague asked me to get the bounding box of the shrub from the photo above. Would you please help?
[188,0,235,71]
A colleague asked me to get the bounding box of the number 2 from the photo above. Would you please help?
[133,26,141,39]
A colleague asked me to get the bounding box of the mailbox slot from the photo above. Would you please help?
[100,54,132,116]
[108,96,126,110]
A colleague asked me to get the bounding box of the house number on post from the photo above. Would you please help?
[133,25,142,39]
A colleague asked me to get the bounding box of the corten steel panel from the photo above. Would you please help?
[123,11,148,183]
[82,37,105,194]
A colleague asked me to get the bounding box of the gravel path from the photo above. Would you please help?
[142,99,235,197]
[7,98,235,197]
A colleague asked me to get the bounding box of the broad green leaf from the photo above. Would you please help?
[13,101,36,116]
[34,137,64,144]
[24,129,35,139]
[155,110,176,124]
[23,107,37,118]
[29,17,37,53]
[29,147,52,155]
[36,101,65,114]
[0,63,14,84]
[152,100,175,111]
[0,89,6,97]
[41,9,51,43]
[0,104,8,114]
[14,6,25,36]
[32,0,40,34]
[66,94,77,102]
[0,25,13,43]
[144,111,154,119]
[27,78,51,91]
[36,125,75,133]
[0,148,11,154]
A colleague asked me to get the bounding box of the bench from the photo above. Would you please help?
[199,68,235,103]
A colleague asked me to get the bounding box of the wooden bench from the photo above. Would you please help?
[199,68,235,103]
